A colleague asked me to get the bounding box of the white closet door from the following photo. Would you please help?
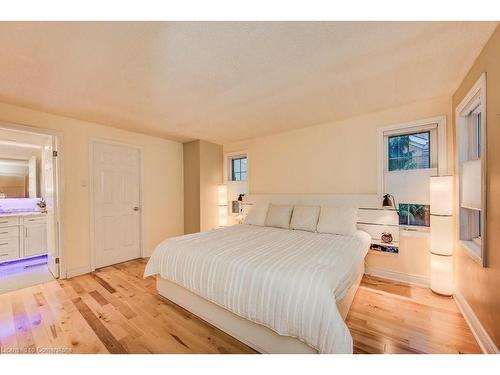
[93,141,142,268]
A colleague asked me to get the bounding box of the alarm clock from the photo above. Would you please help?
[381,231,393,243]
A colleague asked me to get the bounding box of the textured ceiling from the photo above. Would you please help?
[0,22,497,143]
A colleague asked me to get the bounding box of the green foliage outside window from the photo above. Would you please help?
[388,131,430,171]
[399,204,430,227]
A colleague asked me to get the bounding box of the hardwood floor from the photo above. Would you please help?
[0,259,255,354]
[0,259,480,354]
[347,275,481,354]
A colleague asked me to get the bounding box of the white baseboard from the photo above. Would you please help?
[66,265,92,279]
[454,291,499,354]
[365,266,429,287]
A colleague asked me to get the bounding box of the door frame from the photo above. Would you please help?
[89,137,144,271]
[0,120,65,279]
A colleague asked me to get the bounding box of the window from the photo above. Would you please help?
[378,116,447,230]
[474,111,481,158]
[456,73,486,266]
[398,204,430,227]
[388,131,430,171]
[231,156,247,181]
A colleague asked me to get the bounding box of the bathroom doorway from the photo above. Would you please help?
[0,121,63,294]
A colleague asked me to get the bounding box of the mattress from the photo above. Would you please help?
[144,224,370,353]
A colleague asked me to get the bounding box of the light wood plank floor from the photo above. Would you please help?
[0,259,480,354]
[347,275,481,354]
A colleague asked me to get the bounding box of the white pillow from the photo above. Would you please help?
[243,203,268,226]
[290,205,320,232]
[265,204,294,229]
[316,206,358,236]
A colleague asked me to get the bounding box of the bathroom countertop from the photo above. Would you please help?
[0,211,46,218]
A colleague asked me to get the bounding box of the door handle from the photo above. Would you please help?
[133,207,140,211]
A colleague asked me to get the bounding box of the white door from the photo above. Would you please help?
[43,137,60,278]
[93,141,141,268]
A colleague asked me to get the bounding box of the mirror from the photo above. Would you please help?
[0,157,39,198]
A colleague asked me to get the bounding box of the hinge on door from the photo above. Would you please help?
[52,150,58,157]
[55,257,60,264]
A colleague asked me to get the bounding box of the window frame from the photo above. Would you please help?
[230,156,247,182]
[387,130,432,172]
[456,73,487,267]
[377,116,448,232]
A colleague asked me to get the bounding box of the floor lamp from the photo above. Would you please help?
[430,175,454,296]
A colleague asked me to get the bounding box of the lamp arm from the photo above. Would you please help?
[390,195,400,216]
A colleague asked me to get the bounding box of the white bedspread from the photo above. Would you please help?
[144,224,370,353]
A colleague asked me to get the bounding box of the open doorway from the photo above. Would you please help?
[0,122,62,294]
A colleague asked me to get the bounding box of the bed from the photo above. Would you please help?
[144,223,371,354]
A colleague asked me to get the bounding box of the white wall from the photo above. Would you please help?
[224,97,453,281]
[0,101,184,277]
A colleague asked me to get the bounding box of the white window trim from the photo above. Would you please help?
[377,115,448,197]
[455,73,487,267]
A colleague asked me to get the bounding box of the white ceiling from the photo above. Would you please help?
[0,22,497,144]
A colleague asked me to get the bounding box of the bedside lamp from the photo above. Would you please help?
[430,176,454,296]
[217,185,228,227]
[382,194,400,216]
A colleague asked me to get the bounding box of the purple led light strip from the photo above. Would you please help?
[0,254,47,268]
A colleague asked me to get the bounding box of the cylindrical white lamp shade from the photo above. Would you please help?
[430,254,454,296]
[429,175,454,296]
[217,185,227,206]
[430,175,453,215]
[218,206,228,226]
[462,159,481,210]
[430,215,454,256]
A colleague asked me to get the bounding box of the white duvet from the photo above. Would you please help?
[144,224,370,354]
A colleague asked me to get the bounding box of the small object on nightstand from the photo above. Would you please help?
[370,240,399,254]
[231,200,241,214]
[381,231,393,243]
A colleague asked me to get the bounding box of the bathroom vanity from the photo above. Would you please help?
[0,212,47,263]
